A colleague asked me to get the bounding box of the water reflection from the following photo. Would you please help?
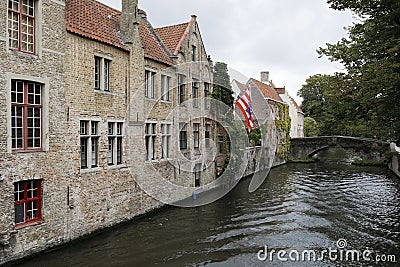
[14,148,400,267]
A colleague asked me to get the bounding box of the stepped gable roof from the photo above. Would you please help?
[289,96,304,114]
[66,0,128,51]
[66,0,174,65]
[250,78,283,103]
[155,19,195,55]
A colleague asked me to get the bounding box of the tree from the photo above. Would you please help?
[316,0,400,140]
[298,74,348,135]
[212,62,234,108]
[248,128,261,146]
[304,117,320,137]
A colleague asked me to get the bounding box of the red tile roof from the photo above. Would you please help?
[66,0,128,51]
[250,78,283,103]
[155,21,193,55]
[289,96,304,114]
[139,20,174,65]
[66,0,174,65]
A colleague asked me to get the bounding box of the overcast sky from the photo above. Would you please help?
[99,0,354,103]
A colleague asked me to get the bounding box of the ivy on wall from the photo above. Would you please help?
[275,103,291,159]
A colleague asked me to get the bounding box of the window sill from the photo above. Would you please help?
[160,100,172,104]
[15,220,44,230]
[80,167,101,174]
[12,149,46,154]
[9,49,39,59]
[145,98,157,102]
[94,89,114,95]
[107,164,128,170]
[145,160,159,164]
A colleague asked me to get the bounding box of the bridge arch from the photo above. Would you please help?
[289,136,389,162]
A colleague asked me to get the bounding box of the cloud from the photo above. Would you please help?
[99,0,353,103]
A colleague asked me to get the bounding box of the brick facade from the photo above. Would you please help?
[0,0,219,264]
[0,0,71,262]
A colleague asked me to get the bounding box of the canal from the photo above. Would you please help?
[13,149,400,266]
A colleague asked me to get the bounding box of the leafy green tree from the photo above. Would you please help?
[303,117,320,137]
[212,62,234,108]
[317,0,400,140]
[248,128,261,146]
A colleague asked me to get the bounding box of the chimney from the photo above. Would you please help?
[260,71,270,83]
[121,0,138,44]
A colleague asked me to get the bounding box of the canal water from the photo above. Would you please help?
[14,149,400,266]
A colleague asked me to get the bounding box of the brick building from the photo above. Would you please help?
[0,0,71,262]
[0,0,216,264]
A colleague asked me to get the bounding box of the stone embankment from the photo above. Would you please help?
[389,143,400,178]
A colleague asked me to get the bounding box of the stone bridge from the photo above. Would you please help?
[289,136,389,161]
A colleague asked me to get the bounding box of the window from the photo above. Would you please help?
[8,0,36,54]
[179,123,187,150]
[178,74,186,105]
[14,180,41,225]
[218,135,224,155]
[205,123,211,148]
[145,122,156,161]
[193,123,200,149]
[192,45,196,62]
[204,82,210,110]
[192,79,199,108]
[108,122,124,166]
[145,70,155,99]
[194,164,201,187]
[94,56,111,91]
[80,120,99,169]
[161,75,170,101]
[161,123,171,159]
[11,80,42,151]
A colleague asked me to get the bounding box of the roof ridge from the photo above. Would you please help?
[155,21,190,30]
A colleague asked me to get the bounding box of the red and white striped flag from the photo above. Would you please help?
[235,85,254,131]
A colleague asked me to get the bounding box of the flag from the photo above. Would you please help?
[235,85,254,131]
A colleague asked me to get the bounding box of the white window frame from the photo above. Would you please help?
[161,74,171,102]
[80,119,101,171]
[94,55,112,92]
[145,122,157,161]
[178,74,186,105]
[161,122,172,159]
[205,123,211,148]
[193,123,200,149]
[204,82,210,110]
[217,135,224,155]
[145,70,156,99]
[108,121,124,167]
[192,79,199,108]
[179,122,188,150]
